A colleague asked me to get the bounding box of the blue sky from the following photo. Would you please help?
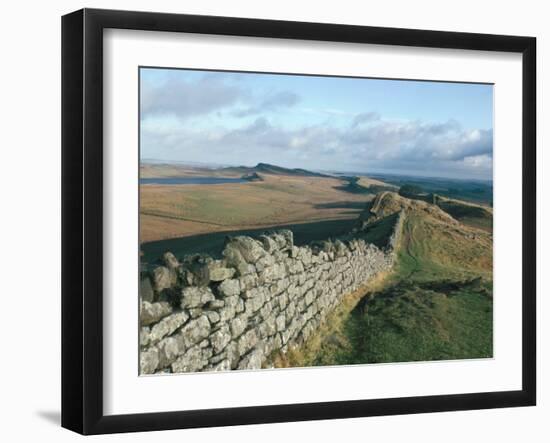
[140,67,493,180]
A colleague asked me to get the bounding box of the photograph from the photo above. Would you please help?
[138,67,494,375]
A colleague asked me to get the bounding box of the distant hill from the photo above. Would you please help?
[141,161,332,179]
[222,162,331,178]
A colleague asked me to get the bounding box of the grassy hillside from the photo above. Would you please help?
[276,192,493,367]
[334,278,492,364]
[435,196,493,232]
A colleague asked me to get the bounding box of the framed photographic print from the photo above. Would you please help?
[61,8,536,435]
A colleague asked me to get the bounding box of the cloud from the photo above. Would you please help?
[141,75,246,119]
[463,154,493,170]
[141,112,493,179]
[343,119,493,164]
[141,74,300,123]
[352,112,381,128]
[232,91,300,117]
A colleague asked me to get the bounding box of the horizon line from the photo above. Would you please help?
[140,158,493,183]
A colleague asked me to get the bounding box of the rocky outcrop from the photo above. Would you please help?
[139,214,403,374]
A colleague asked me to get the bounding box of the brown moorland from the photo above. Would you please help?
[140,172,379,243]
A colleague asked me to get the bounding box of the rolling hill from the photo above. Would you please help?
[276,191,493,367]
[434,195,493,232]
[221,162,332,178]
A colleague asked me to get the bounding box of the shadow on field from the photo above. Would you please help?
[141,218,358,265]
[333,184,390,195]
[314,201,367,210]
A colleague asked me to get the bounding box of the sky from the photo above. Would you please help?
[140,67,493,180]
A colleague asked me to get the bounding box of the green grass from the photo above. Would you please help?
[325,281,492,365]
[436,199,493,232]
[394,213,492,282]
[287,204,493,367]
[355,210,493,363]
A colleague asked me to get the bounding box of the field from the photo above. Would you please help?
[140,165,377,248]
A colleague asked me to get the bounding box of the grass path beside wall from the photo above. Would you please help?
[272,204,493,367]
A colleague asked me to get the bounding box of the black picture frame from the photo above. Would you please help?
[61,8,536,435]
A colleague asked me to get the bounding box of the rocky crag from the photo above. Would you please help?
[140,197,404,374]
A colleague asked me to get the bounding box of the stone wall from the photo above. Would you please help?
[386,210,405,252]
[139,216,403,374]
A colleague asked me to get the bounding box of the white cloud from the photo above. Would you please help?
[141,113,493,179]
[463,154,493,169]
[141,75,245,119]
[142,75,300,121]
[231,91,300,117]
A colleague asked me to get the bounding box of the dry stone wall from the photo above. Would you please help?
[140,216,403,374]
